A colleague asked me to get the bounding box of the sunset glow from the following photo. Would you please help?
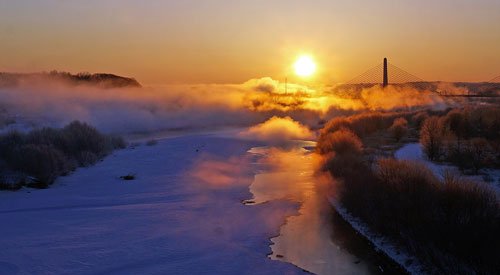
[0,2,499,274]
[294,56,316,77]
[1,1,498,83]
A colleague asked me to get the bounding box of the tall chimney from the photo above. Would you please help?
[383,57,388,87]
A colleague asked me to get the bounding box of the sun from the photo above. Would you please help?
[294,55,316,77]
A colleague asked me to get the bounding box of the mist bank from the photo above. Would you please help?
[333,81,500,97]
[0,76,460,135]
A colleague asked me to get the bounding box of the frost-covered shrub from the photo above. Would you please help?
[12,144,69,187]
[320,117,351,136]
[420,116,445,160]
[0,131,25,161]
[440,109,473,139]
[389,117,408,141]
[61,121,107,158]
[0,120,126,189]
[331,156,500,274]
[317,128,362,156]
[419,107,500,170]
[447,138,495,173]
[76,151,99,167]
[320,111,410,138]
[26,127,64,146]
[411,111,429,129]
[108,135,127,150]
[319,108,500,273]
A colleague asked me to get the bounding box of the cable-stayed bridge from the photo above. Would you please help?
[488,75,500,83]
[338,58,500,97]
[345,58,424,87]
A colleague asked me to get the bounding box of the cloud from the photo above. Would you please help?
[239,116,314,143]
[436,82,469,96]
[0,77,325,135]
[243,77,279,93]
[359,85,448,110]
[0,77,457,136]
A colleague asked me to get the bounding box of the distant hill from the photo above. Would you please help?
[0,71,141,88]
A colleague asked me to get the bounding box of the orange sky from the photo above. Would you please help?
[0,0,499,84]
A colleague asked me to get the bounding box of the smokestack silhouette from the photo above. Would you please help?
[383,57,388,87]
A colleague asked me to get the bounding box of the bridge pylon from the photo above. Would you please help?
[383,57,388,87]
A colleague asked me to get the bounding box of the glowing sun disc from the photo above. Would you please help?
[294,55,316,77]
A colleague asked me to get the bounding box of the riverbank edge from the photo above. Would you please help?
[328,198,428,275]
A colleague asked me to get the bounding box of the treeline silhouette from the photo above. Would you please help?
[0,71,141,88]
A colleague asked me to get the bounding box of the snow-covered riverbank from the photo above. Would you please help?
[0,133,301,274]
[395,143,500,194]
[329,200,426,275]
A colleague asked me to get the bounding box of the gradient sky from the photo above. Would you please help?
[1,0,499,84]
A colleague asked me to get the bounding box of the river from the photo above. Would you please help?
[244,141,406,275]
